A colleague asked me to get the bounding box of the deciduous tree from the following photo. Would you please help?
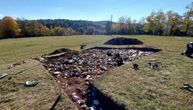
[183,2,193,36]
[166,11,181,35]
[0,16,20,38]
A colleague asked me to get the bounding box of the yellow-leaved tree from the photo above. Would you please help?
[0,16,20,38]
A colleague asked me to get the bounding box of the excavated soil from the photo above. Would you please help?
[40,47,160,110]
[104,37,143,45]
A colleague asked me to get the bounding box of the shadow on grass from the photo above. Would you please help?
[87,84,127,110]
[188,56,193,59]
[88,46,161,53]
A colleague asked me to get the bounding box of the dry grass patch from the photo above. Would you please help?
[95,35,193,110]
[0,59,76,110]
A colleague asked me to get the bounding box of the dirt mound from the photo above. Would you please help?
[49,48,70,55]
[104,37,143,45]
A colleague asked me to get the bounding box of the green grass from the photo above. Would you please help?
[0,59,76,110]
[95,35,193,110]
[0,35,110,110]
[0,35,193,110]
[0,35,109,65]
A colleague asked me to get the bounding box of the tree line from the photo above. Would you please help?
[0,2,192,38]
[106,2,193,36]
[0,17,107,38]
[0,17,77,38]
[38,19,106,35]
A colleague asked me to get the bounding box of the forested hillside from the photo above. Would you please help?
[38,19,107,35]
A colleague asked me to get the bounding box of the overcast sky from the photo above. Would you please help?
[0,0,192,21]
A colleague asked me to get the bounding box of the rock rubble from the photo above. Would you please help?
[41,48,154,110]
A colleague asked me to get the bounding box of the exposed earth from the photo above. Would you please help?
[1,35,193,110]
[40,47,159,110]
[104,37,143,45]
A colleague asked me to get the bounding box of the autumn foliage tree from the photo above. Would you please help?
[0,16,20,38]
[50,27,75,36]
[32,22,50,36]
[0,2,192,38]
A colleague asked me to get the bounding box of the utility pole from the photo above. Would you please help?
[110,15,113,36]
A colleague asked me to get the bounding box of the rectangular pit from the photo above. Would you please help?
[39,47,161,110]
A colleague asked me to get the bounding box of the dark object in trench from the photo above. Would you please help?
[106,51,112,56]
[133,64,139,70]
[80,44,86,50]
[86,84,96,107]
[181,83,193,93]
[104,37,143,45]
[50,95,61,110]
[86,84,126,110]
[115,53,124,66]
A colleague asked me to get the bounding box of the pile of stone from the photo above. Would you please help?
[40,48,154,110]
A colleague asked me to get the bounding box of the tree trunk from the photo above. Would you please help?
[185,16,190,36]
[170,25,175,36]
[185,23,189,36]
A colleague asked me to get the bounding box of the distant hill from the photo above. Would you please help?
[38,19,108,34]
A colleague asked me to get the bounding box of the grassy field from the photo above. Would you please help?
[95,35,193,110]
[0,59,76,110]
[0,35,109,65]
[0,35,193,110]
[0,35,110,110]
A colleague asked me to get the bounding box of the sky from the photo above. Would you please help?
[0,0,192,21]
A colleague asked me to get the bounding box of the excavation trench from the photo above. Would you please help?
[40,47,160,110]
